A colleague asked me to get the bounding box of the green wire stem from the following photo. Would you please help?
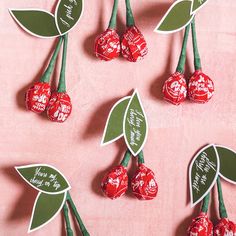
[191,18,202,70]
[176,24,190,74]
[67,192,90,236]
[125,0,135,27]
[120,149,132,167]
[108,0,119,29]
[57,34,68,93]
[137,151,145,164]
[40,37,64,83]
[217,177,228,218]
[63,202,74,236]
[201,192,210,213]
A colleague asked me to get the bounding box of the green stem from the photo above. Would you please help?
[125,0,135,27]
[67,192,90,236]
[138,151,145,164]
[57,34,68,93]
[63,202,74,236]
[201,193,210,213]
[120,149,132,167]
[40,37,64,83]
[108,0,119,29]
[176,24,190,74]
[217,177,228,218]
[191,18,202,70]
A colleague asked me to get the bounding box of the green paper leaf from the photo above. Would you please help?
[216,145,236,184]
[101,97,130,145]
[124,90,148,156]
[189,144,220,207]
[191,0,208,14]
[55,0,83,35]
[29,192,66,232]
[9,9,60,38]
[16,164,71,194]
[155,0,194,33]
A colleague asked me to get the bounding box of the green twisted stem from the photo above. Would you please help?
[217,177,228,218]
[120,149,132,167]
[108,0,119,29]
[201,192,210,213]
[138,151,145,164]
[63,202,74,236]
[125,0,135,27]
[40,37,64,83]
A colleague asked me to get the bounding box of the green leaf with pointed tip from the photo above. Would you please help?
[155,0,194,33]
[191,0,208,14]
[102,97,130,145]
[10,9,60,38]
[55,0,83,34]
[216,145,236,184]
[16,164,70,194]
[29,192,66,232]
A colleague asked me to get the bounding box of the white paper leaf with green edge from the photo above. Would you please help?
[216,145,236,185]
[101,97,131,146]
[29,192,66,233]
[55,0,84,35]
[9,9,60,38]
[191,0,208,14]
[123,90,148,156]
[154,0,194,34]
[189,144,220,207]
[16,164,71,194]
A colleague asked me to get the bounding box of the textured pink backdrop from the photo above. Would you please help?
[0,0,236,235]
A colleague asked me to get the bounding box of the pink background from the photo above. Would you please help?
[1,0,236,235]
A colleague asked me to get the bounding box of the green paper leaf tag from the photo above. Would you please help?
[155,0,194,34]
[9,9,60,38]
[29,192,66,233]
[216,145,236,184]
[189,144,220,207]
[191,0,208,14]
[124,90,148,156]
[55,0,83,35]
[101,97,131,145]
[16,164,71,194]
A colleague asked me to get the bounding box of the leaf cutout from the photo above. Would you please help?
[189,144,220,207]
[216,145,236,184]
[16,164,71,194]
[55,0,83,35]
[101,97,131,145]
[124,90,148,156]
[191,0,208,14]
[29,192,66,232]
[155,0,194,34]
[9,9,60,38]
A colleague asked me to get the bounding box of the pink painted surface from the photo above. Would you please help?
[0,0,236,235]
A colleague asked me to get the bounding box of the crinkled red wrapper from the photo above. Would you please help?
[101,165,128,199]
[188,212,213,236]
[214,218,236,236]
[131,164,158,200]
[95,29,120,61]
[25,82,51,113]
[121,26,148,62]
[162,72,187,105]
[47,92,72,123]
[188,70,214,103]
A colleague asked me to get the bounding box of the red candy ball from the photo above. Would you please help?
[214,218,236,236]
[121,26,148,62]
[188,212,213,236]
[101,165,128,199]
[131,164,158,200]
[25,82,51,113]
[94,28,120,61]
[162,72,187,105]
[46,92,72,123]
[188,70,214,103]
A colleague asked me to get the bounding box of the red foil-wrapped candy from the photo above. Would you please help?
[101,165,128,199]
[25,82,51,113]
[131,164,158,200]
[47,92,72,123]
[214,218,236,236]
[94,29,120,61]
[188,70,214,103]
[162,72,187,105]
[188,212,213,236]
[121,26,148,62]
